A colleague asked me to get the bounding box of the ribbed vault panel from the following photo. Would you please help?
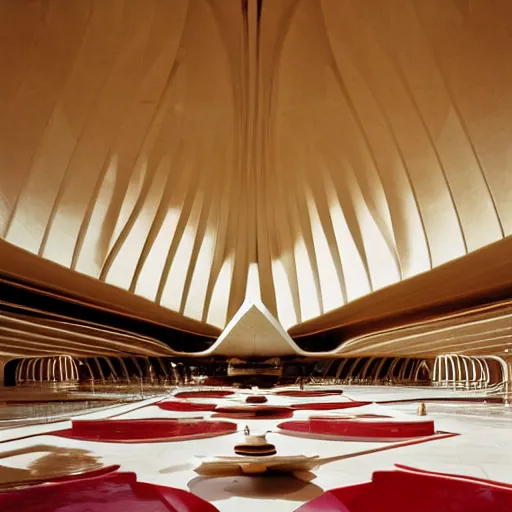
[329,301,512,359]
[1,0,511,330]
[0,310,174,358]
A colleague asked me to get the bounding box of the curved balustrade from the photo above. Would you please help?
[11,356,200,387]
[324,357,432,386]
[16,356,79,384]
[432,354,503,390]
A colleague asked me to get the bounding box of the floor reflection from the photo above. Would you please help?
[0,445,103,489]
[188,473,324,501]
[0,382,172,428]
[0,402,114,427]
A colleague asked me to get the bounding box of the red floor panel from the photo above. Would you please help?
[278,417,435,439]
[54,418,237,443]
[0,470,218,512]
[296,467,512,511]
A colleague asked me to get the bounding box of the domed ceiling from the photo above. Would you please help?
[1,0,511,335]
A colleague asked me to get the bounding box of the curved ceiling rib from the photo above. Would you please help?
[289,235,512,342]
[0,311,174,358]
[1,0,512,354]
[0,239,221,340]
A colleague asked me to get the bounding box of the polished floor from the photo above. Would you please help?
[0,386,511,511]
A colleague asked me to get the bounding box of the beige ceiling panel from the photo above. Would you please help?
[416,0,512,235]
[1,2,90,242]
[0,0,511,355]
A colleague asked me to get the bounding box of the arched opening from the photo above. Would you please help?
[4,359,19,387]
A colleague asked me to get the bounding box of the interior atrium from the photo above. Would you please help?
[0,1,512,511]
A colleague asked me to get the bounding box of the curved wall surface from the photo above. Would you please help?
[1,0,511,331]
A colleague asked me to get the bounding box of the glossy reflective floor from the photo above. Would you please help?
[0,382,170,429]
[0,386,511,511]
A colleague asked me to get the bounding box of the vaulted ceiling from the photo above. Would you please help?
[1,0,512,357]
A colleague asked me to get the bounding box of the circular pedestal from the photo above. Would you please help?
[234,443,277,456]
[246,395,268,404]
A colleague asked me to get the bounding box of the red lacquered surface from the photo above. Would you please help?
[158,401,217,412]
[214,405,293,419]
[54,418,237,443]
[213,410,293,420]
[0,470,219,512]
[174,391,234,399]
[246,395,268,403]
[278,418,435,439]
[291,401,371,411]
[308,414,391,420]
[296,468,512,512]
[395,464,512,489]
[276,390,343,397]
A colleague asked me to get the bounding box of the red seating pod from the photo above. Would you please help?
[0,469,219,512]
[54,418,237,443]
[278,417,435,439]
[295,466,512,511]
[395,464,512,488]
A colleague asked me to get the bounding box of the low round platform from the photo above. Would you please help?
[54,419,238,443]
[277,417,436,441]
